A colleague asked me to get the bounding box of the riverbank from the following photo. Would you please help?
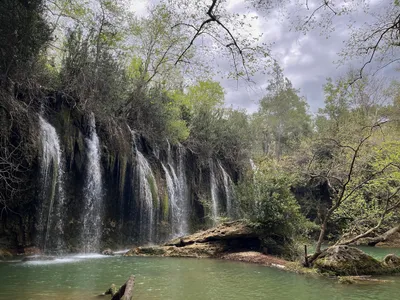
[124,221,400,280]
[3,254,400,299]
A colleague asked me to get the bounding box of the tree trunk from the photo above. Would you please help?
[111,275,135,300]
[365,225,400,246]
[309,208,334,265]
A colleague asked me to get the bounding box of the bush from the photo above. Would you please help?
[236,159,309,254]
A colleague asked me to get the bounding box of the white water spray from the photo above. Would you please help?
[129,127,158,244]
[162,147,189,238]
[209,159,219,225]
[82,113,103,253]
[38,116,66,252]
[218,161,235,218]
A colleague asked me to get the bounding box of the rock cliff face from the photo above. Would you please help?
[0,94,238,253]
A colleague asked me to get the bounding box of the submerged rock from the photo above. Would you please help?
[102,248,114,256]
[125,221,261,258]
[313,245,400,276]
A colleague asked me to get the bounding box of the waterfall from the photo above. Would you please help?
[161,145,189,238]
[177,145,189,235]
[162,163,178,233]
[209,159,219,225]
[136,150,158,244]
[166,140,173,165]
[250,159,257,171]
[218,161,235,219]
[82,113,103,253]
[38,116,66,253]
[162,142,189,237]
[128,127,158,244]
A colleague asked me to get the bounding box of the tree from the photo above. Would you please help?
[257,62,311,159]
[306,75,399,261]
[120,4,195,117]
[162,0,271,80]
[0,0,51,86]
[179,80,225,156]
[334,140,400,245]
[236,158,309,256]
[126,4,193,88]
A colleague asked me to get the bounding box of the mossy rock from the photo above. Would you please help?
[125,246,166,256]
[313,245,383,276]
[0,249,13,260]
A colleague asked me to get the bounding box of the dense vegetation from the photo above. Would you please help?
[1,0,400,260]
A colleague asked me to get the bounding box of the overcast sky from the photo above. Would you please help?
[132,0,398,114]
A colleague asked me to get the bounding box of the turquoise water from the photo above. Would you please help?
[0,248,399,300]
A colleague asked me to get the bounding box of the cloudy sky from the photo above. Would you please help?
[133,0,398,114]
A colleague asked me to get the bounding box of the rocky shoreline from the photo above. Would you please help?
[3,221,400,284]
[124,221,400,281]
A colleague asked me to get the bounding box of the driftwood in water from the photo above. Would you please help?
[111,275,135,300]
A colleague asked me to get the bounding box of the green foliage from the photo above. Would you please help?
[255,61,311,158]
[334,140,400,236]
[126,86,189,144]
[237,159,308,240]
[59,27,128,114]
[0,0,51,82]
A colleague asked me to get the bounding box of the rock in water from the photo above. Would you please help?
[313,245,383,276]
[102,248,114,256]
[382,253,400,268]
[125,221,261,258]
[0,249,13,260]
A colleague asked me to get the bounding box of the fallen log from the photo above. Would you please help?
[338,275,394,284]
[111,275,135,300]
[366,225,400,246]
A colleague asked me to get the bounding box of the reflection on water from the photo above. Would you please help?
[0,248,399,300]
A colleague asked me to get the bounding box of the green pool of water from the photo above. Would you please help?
[0,248,399,300]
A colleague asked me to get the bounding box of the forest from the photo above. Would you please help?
[1,0,400,299]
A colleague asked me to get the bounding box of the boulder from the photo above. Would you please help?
[125,221,261,258]
[313,245,383,276]
[125,246,166,257]
[382,253,400,268]
[102,248,114,256]
[0,249,13,260]
[23,246,42,256]
[165,221,258,247]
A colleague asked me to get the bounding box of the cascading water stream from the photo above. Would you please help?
[161,163,178,231]
[82,113,103,253]
[162,142,189,237]
[129,127,158,244]
[177,145,189,235]
[218,161,235,219]
[250,159,257,171]
[162,148,189,237]
[136,150,157,244]
[209,159,219,225]
[38,116,66,253]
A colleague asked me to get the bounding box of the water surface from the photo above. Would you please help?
[1,248,399,300]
